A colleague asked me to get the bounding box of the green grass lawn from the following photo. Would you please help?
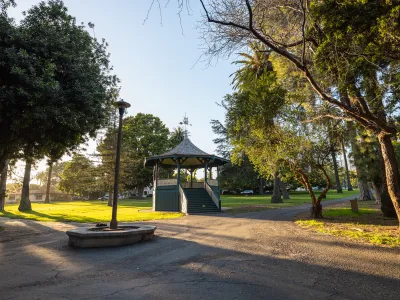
[0,199,183,223]
[296,201,399,247]
[0,190,360,223]
[221,190,360,213]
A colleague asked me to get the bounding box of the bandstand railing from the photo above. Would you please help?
[205,182,220,210]
[181,182,204,189]
[207,179,218,187]
[157,179,178,187]
[178,184,188,214]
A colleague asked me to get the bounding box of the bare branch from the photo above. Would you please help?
[143,0,155,25]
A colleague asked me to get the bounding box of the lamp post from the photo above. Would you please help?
[110,99,131,230]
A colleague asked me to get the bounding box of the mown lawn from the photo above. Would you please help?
[296,201,399,247]
[0,199,183,223]
[221,190,360,213]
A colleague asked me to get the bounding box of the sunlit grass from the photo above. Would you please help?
[0,199,183,223]
[222,190,360,213]
[296,202,400,247]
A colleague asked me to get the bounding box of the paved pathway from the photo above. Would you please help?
[0,198,399,300]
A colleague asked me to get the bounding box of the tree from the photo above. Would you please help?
[220,45,335,216]
[96,119,117,206]
[119,114,171,197]
[351,128,396,218]
[210,119,262,192]
[170,126,185,146]
[0,1,119,210]
[340,136,353,191]
[0,160,8,211]
[197,0,400,222]
[58,154,97,197]
[19,159,33,211]
[35,161,66,203]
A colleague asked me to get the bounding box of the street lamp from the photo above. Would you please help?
[110,99,131,230]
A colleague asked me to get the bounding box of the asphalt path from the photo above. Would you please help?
[0,196,399,300]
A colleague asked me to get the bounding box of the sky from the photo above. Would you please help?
[8,0,237,180]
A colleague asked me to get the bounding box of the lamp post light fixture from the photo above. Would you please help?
[110,99,131,230]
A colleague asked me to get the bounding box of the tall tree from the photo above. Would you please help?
[119,114,171,196]
[341,136,353,191]
[0,1,119,208]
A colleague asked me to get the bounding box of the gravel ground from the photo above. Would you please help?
[0,197,399,300]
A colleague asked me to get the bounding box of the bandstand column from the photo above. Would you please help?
[204,160,208,183]
[177,159,181,187]
[217,166,220,188]
[155,162,159,187]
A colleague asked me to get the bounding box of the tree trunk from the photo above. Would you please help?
[44,162,53,203]
[138,187,145,198]
[341,138,353,191]
[0,160,8,211]
[331,146,343,193]
[278,177,290,199]
[371,182,381,205]
[295,167,321,218]
[271,172,282,203]
[108,190,113,206]
[0,156,7,174]
[358,179,374,201]
[258,178,263,195]
[374,139,397,218]
[19,160,32,211]
[377,132,400,221]
[317,166,331,202]
[347,122,370,199]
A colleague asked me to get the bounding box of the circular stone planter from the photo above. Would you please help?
[66,224,157,248]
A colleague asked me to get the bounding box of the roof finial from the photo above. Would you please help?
[179,113,192,138]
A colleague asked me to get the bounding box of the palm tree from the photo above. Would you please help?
[170,126,185,147]
[232,43,283,203]
[231,42,273,90]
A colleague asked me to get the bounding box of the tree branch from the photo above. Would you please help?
[200,0,397,134]
[317,165,330,203]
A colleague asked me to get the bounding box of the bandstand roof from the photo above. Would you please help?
[144,137,229,168]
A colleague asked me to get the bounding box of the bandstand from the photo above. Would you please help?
[144,136,228,214]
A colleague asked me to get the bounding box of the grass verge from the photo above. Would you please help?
[0,226,4,231]
[222,190,360,214]
[296,201,399,247]
[0,199,183,223]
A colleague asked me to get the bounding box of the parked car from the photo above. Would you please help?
[240,189,254,195]
[98,195,108,201]
[221,190,237,195]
